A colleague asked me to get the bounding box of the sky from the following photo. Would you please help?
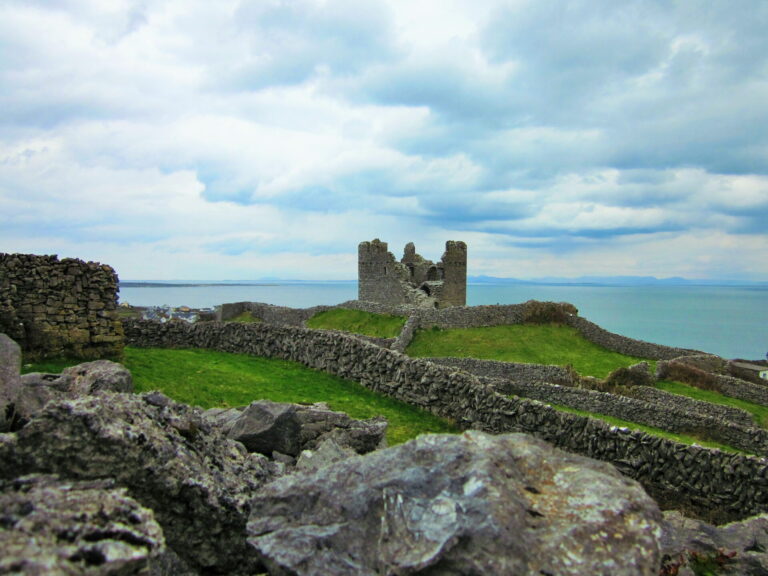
[1,0,767,281]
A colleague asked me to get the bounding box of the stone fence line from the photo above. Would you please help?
[123,319,768,523]
[218,299,701,361]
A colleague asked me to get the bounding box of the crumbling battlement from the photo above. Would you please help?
[0,253,124,360]
[358,239,466,308]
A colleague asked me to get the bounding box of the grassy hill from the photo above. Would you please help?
[406,324,652,378]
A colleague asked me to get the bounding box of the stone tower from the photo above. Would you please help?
[357,239,466,308]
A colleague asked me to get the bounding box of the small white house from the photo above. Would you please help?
[760,370,768,381]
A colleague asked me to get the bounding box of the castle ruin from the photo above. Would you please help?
[358,239,467,308]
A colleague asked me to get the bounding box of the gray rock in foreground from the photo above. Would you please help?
[0,474,164,575]
[248,430,662,576]
[1,391,276,575]
[226,399,387,457]
[6,357,133,429]
[0,333,22,431]
[661,511,768,575]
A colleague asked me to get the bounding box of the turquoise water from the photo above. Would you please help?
[118,282,768,360]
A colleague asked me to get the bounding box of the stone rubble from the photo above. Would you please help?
[0,474,165,575]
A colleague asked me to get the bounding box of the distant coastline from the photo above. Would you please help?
[119,282,280,288]
[119,277,768,288]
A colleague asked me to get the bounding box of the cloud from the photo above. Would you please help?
[0,0,766,281]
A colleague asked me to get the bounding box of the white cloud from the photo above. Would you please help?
[1,0,766,281]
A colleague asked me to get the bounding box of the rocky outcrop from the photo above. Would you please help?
[247,430,663,576]
[0,474,165,575]
[1,391,276,575]
[661,511,768,575]
[212,399,388,459]
[10,360,132,428]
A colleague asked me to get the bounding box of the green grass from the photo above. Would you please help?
[226,311,262,323]
[22,348,458,445]
[306,308,407,339]
[21,357,83,374]
[407,324,652,378]
[550,404,742,454]
[657,380,768,429]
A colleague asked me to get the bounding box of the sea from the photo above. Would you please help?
[118,282,768,361]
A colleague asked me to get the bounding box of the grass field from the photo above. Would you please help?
[406,324,651,378]
[306,308,407,338]
[226,311,262,323]
[22,347,458,445]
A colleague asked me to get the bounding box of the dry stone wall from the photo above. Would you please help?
[567,316,697,360]
[483,376,768,456]
[658,359,768,406]
[123,319,768,523]
[217,299,696,361]
[428,356,574,385]
[325,301,695,360]
[217,301,333,325]
[429,357,756,429]
[0,254,123,360]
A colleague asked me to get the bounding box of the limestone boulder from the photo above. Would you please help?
[227,400,387,457]
[661,511,768,575]
[10,360,133,428]
[202,406,244,435]
[0,333,21,432]
[1,391,277,575]
[295,437,358,474]
[58,360,133,395]
[0,474,164,575]
[248,430,662,576]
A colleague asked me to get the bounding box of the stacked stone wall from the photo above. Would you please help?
[0,254,123,360]
[567,316,696,360]
[428,356,574,385]
[123,319,768,522]
[427,357,756,428]
[658,359,768,406]
[214,300,710,362]
[629,386,756,428]
[428,357,767,454]
[217,301,333,326]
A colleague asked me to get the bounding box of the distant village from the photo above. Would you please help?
[119,302,215,323]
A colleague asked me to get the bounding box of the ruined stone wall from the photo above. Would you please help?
[216,301,334,326]
[357,239,466,308]
[357,240,411,305]
[123,319,768,522]
[439,241,467,308]
[0,254,124,360]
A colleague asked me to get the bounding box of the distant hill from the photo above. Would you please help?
[468,275,768,287]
